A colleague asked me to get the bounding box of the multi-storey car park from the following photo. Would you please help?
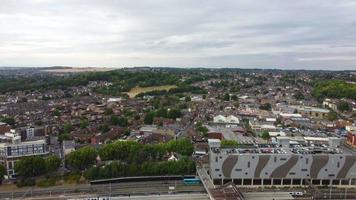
[208,139,356,187]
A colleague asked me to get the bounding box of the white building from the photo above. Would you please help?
[213,115,240,124]
[0,131,49,178]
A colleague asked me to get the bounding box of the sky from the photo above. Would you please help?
[1,0,356,70]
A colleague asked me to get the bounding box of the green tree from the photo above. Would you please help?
[117,117,128,127]
[52,109,61,117]
[337,101,350,112]
[45,155,61,173]
[293,91,305,100]
[0,164,6,183]
[144,112,155,124]
[221,140,239,148]
[223,93,230,101]
[58,133,70,142]
[196,124,208,137]
[15,156,46,177]
[79,119,89,129]
[185,96,191,102]
[327,110,338,121]
[260,130,270,140]
[63,123,73,133]
[99,123,110,133]
[259,103,272,111]
[0,117,15,126]
[167,109,181,119]
[110,115,119,125]
[105,108,113,115]
[231,94,238,101]
[66,146,97,171]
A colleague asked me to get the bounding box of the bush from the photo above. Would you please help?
[37,178,56,187]
[16,178,35,187]
[64,172,82,184]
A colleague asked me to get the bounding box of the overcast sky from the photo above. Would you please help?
[1,0,356,70]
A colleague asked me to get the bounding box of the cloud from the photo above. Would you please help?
[0,0,356,70]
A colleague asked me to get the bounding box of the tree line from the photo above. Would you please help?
[84,158,195,180]
[65,139,194,171]
[313,80,356,101]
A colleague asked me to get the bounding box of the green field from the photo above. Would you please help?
[126,85,177,98]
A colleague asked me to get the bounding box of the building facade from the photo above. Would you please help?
[208,139,356,186]
[0,132,49,178]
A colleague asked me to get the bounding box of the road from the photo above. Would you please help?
[244,192,294,200]
[0,181,206,199]
[20,193,209,200]
[110,193,209,200]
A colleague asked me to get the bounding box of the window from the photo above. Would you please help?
[337,162,340,168]
[215,169,220,171]
[301,169,308,172]
[247,161,250,168]
[235,169,242,171]
[274,157,277,162]
[329,174,335,177]
[306,158,309,164]
[215,156,218,162]
[289,172,296,175]
[280,158,287,161]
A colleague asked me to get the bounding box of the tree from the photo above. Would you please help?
[185,96,191,102]
[259,103,272,111]
[0,164,6,183]
[15,156,46,177]
[231,94,238,101]
[223,93,230,101]
[66,146,97,171]
[196,123,208,137]
[221,140,239,148]
[58,133,70,142]
[99,123,110,133]
[144,112,155,124]
[167,109,181,119]
[337,101,350,112]
[260,130,270,140]
[63,123,73,133]
[79,119,89,129]
[105,108,113,115]
[45,155,61,173]
[0,117,15,126]
[327,110,338,121]
[110,115,119,125]
[52,109,61,117]
[117,117,128,127]
[293,91,305,100]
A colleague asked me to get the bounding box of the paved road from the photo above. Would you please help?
[0,181,206,199]
[244,192,294,200]
[8,193,210,200]
[110,193,209,200]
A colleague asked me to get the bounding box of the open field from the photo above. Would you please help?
[126,85,177,98]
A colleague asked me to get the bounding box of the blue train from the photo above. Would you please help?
[183,178,201,185]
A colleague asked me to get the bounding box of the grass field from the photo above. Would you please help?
[126,85,177,98]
